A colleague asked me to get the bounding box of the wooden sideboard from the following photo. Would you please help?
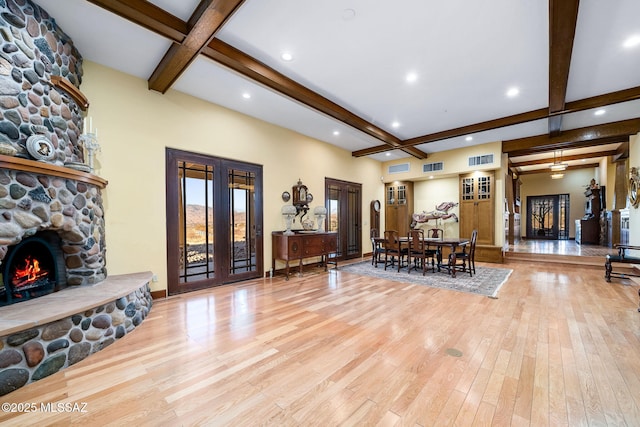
[272,231,338,280]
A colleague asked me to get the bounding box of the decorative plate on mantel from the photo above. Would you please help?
[26,134,55,161]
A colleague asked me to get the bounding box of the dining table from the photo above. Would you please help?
[374,236,470,278]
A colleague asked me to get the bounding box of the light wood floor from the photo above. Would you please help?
[1,259,639,426]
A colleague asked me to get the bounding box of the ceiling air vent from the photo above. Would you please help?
[388,163,410,174]
[423,162,444,173]
[468,154,494,167]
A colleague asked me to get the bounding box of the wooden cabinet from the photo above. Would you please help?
[459,171,494,245]
[579,187,602,245]
[272,231,337,280]
[385,181,413,237]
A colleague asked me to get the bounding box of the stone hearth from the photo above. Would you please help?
[0,0,153,396]
[0,271,153,396]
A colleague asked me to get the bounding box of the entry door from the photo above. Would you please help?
[527,195,559,239]
[459,171,494,245]
[325,178,361,260]
[526,194,569,240]
[166,148,263,295]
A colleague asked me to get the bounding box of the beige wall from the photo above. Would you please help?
[78,62,639,290]
[382,141,506,246]
[81,62,384,291]
[413,177,461,237]
[520,168,599,239]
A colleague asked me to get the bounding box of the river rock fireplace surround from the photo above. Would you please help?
[0,157,108,306]
[0,0,153,396]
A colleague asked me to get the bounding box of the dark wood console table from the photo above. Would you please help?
[272,231,338,280]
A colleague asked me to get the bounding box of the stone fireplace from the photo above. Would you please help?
[1,230,63,305]
[0,0,108,302]
[0,161,108,306]
[0,0,152,396]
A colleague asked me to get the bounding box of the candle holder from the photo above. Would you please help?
[80,132,100,173]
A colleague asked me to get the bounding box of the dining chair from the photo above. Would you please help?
[428,228,444,239]
[370,228,384,267]
[408,229,435,275]
[383,230,407,272]
[455,229,478,276]
[427,228,444,265]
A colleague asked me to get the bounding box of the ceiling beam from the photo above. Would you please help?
[84,1,639,162]
[560,86,640,114]
[88,0,428,159]
[506,135,629,158]
[87,0,187,42]
[547,0,580,136]
[516,162,599,175]
[202,40,427,158]
[613,140,629,161]
[502,118,640,155]
[354,86,640,157]
[148,0,245,94]
[352,108,549,157]
[510,150,618,167]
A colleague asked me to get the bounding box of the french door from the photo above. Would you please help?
[325,178,361,261]
[526,194,569,240]
[166,148,263,295]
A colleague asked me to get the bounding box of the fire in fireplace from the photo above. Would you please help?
[1,232,66,306]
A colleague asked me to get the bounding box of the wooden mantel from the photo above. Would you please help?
[50,75,90,110]
[0,155,107,188]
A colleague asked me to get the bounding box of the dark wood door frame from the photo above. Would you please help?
[165,148,263,295]
[325,177,362,261]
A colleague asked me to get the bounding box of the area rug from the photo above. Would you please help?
[339,261,512,297]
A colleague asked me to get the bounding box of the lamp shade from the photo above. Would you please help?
[281,205,297,215]
[313,206,327,215]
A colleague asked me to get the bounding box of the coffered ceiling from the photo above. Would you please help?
[35,0,640,173]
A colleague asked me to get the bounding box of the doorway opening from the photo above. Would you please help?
[526,194,570,240]
[325,178,361,261]
[166,148,263,296]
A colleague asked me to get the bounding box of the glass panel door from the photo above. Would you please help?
[347,186,360,256]
[178,161,215,283]
[325,178,361,261]
[166,149,263,295]
[526,195,563,239]
[228,167,259,279]
[327,183,342,258]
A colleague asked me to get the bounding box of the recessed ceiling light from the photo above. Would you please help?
[333,130,340,136]
[281,52,293,61]
[623,35,640,49]
[385,153,391,157]
[342,8,356,20]
[242,93,251,99]
[506,87,519,98]
[406,72,418,83]
[391,121,400,128]
[594,109,606,116]
[465,136,473,141]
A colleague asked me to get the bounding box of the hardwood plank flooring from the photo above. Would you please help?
[1,259,639,426]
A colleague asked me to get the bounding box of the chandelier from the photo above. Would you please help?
[549,151,567,178]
